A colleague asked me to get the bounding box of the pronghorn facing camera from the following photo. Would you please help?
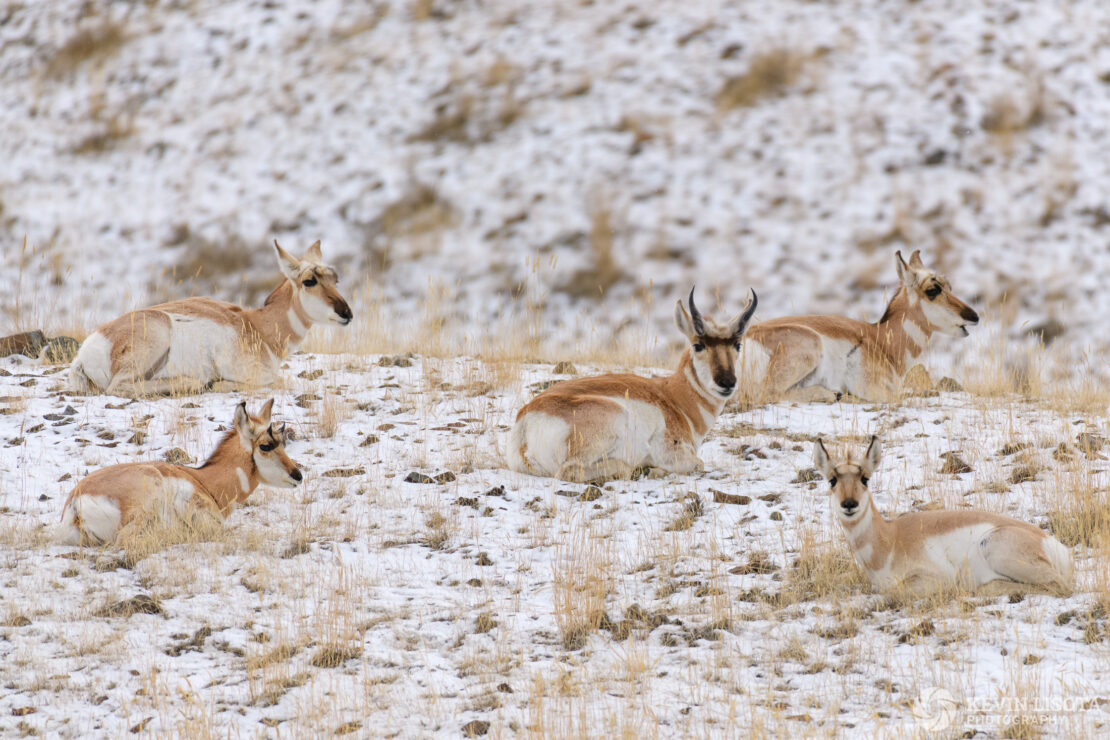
[812,436,1072,597]
[741,250,979,403]
[507,288,758,482]
[57,399,302,547]
[69,240,353,397]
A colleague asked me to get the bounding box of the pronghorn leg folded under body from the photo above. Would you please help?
[559,457,634,484]
[980,526,1073,593]
[753,326,825,401]
[106,375,210,398]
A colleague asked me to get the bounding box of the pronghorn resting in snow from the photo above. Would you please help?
[740,250,979,403]
[69,240,353,397]
[58,399,302,546]
[813,436,1073,596]
[507,288,758,482]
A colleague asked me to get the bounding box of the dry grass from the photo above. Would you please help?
[116,493,226,565]
[552,521,615,650]
[45,19,129,79]
[715,48,807,110]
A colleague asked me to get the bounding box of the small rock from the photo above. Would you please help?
[323,467,364,478]
[939,451,973,475]
[42,336,80,364]
[377,354,413,367]
[791,468,822,484]
[11,707,37,716]
[998,441,1031,456]
[127,430,147,445]
[552,361,577,374]
[1076,433,1106,454]
[294,393,321,407]
[25,423,44,434]
[579,485,603,502]
[297,369,324,380]
[758,493,781,503]
[935,376,963,393]
[903,364,933,394]
[57,473,71,482]
[466,578,482,587]
[711,489,751,505]
[497,682,513,693]
[1024,319,1067,346]
[461,720,490,737]
[769,511,783,521]
[405,472,434,484]
[0,330,46,359]
[455,497,479,508]
[434,471,456,484]
[1009,465,1039,485]
[359,434,379,447]
[164,448,194,465]
[475,552,493,566]
[483,485,506,497]
[96,594,164,618]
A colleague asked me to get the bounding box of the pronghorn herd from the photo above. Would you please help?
[49,245,1077,597]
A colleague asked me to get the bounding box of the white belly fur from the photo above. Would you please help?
[920,524,1000,587]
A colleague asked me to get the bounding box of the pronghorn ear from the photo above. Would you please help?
[727,288,758,339]
[674,299,698,342]
[258,398,275,426]
[908,250,924,269]
[894,250,917,287]
[303,240,322,262]
[233,402,254,450]
[274,240,302,280]
[863,435,881,476]
[813,439,834,480]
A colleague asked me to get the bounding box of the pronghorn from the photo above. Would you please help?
[57,399,302,546]
[507,288,758,482]
[69,240,353,397]
[813,436,1073,596]
[740,250,979,403]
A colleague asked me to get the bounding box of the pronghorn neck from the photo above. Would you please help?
[246,280,314,357]
[873,287,934,373]
[190,430,261,515]
[838,490,895,573]
[664,350,728,440]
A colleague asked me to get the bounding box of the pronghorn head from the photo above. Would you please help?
[233,399,303,488]
[674,287,758,399]
[274,240,354,326]
[895,250,979,337]
[813,435,880,523]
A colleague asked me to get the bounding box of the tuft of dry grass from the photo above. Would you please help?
[45,20,129,79]
[715,48,807,110]
[552,523,614,650]
[116,494,226,565]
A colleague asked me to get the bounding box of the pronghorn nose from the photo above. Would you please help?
[290,468,303,482]
[336,302,353,321]
[841,499,858,513]
[961,306,979,324]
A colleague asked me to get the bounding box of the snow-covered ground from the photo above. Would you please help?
[2,0,1110,382]
[0,350,1107,738]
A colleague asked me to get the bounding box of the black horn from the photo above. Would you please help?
[687,287,706,336]
[733,289,758,337]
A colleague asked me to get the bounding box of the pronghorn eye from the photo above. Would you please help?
[860,475,869,486]
[829,477,838,487]
[302,278,317,288]
[258,442,276,452]
[924,286,941,299]
[692,342,705,352]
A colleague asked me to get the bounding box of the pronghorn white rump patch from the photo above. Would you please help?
[69,331,114,392]
[60,496,123,546]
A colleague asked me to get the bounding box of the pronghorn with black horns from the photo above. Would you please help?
[740,250,979,403]
[58,399,302,546]
[813,435,1072,596]
[69,240,353,397]
[507,287,758,482]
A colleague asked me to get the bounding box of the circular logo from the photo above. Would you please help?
[914,686,958,732]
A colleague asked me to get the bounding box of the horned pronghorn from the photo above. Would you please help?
[740,250,979,403]
[507,287,758,482]
[69,240,353,397]
[57,399,302,546]
[813,436,1073,596]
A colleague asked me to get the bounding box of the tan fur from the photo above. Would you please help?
[60,400,301,546]
[743,250,978,402]
[814,437,1072,596]
[71,240,352,396]
[508,289,757,481]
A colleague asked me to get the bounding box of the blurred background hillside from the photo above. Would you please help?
[2,0,1108,382]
